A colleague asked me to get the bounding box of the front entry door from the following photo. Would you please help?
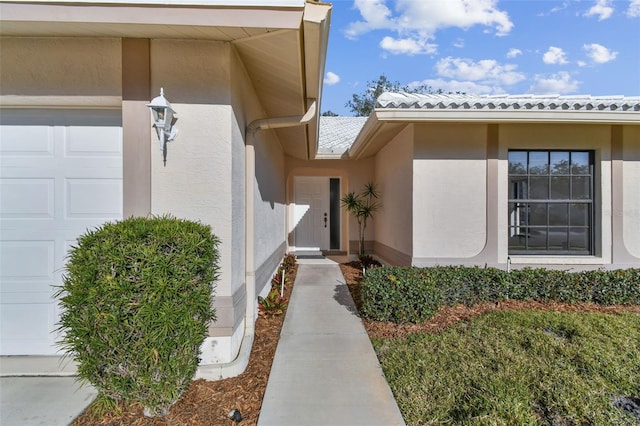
[293,177,330,251]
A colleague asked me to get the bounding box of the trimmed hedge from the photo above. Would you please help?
[361,266,640,324]
[55,215,219,417]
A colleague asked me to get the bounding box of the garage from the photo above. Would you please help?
[0,109,122,355]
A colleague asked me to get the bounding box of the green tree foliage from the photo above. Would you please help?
[345,74,442,116]
[321,110,339,116]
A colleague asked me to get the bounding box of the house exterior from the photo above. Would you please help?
[0,0,331,376]
[346,93,640,269]
[1,0,639,378]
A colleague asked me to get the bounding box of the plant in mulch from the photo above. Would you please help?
[55,215,219,418]
[258,254,297,317]
[341,182,381,259]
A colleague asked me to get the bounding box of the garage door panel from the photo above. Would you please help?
[1,109,122,355]
[65,178,122,219]
[0,125,54,157]
[1,239,54,278]
[65,126,122,157]
[1,302,58,355]
[0,178,55,219]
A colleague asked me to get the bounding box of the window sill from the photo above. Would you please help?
[509,256,606,265]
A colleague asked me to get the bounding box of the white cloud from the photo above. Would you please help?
[549,2,571,14]
[323,71,340,86]
[507,48,522,58]
[543,46,569,64]
[380,36,437,55]
[583,43,618,63]
[453,38,465,48]
[585,0,614,20]
[628,0,640,17]
[345,0,394,39]
[435,57,526,86]
[346,0,513,56]
[406,78,498,95]
[529,72,580,94]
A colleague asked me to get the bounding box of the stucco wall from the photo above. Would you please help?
[374,124,413,264]
[0,37,121,98]
[413,123,488,259]
[623,125,640,258]
[150,39,235,294]
[252,132,286,279]
[285,156,375,253]
[500,123,612,265]
[230,49,286,301]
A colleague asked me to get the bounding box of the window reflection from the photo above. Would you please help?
[508,150,593,255]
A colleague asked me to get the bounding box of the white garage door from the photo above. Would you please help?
[0,109,123,355]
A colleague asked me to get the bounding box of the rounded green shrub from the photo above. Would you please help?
[55,215,219,417]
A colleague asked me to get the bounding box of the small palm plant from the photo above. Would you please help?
[341,182,380,259]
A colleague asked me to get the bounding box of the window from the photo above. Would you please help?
[508,150,594,255]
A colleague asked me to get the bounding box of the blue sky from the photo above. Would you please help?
[320,0,640,115]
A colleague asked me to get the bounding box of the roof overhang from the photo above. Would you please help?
[0,0,331,159]
[349,108,640,159]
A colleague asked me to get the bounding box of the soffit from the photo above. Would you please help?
[233,30,304,119]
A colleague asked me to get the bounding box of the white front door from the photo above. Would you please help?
[0,109,123,355]
[293,177,330,251]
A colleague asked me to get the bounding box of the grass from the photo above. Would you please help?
[372,310,640,425]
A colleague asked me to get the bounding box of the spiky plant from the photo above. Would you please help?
[341,182,380,259]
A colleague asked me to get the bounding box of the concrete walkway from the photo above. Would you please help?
[0,376,96,425]
[258,258,405,426]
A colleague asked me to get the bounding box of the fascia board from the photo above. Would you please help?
[374,108,640,124]
[0,2,304,30]
[302,1,331,160]
[347,113,381,160]
[1,0,305,6]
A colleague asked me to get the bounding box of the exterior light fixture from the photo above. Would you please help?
[147,88,178,166]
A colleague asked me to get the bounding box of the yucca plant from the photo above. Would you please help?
[341,182,381,259]
[54,215,219,417]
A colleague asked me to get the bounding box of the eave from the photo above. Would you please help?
[349,108,640,160]
[0,0,331,160]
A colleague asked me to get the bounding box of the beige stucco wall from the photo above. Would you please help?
[285,156,375,253]
[412,123,488,259]
[374,124,413,264]
[230,46,287,301]
[148,40,250,362]
[623,125,640,258]
[0,37,121,98]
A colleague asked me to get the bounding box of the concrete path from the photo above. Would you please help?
[0,376,96,425]
[258,258,405,426]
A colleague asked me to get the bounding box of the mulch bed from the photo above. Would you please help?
[73,261,639,425]
[339,261,640,340]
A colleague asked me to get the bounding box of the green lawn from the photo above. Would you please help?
[372,310,640,425]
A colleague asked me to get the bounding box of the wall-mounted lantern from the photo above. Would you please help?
[147,88,178,166]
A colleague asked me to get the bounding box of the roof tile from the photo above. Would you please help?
[376,92,640,111]
[318,116,367,155]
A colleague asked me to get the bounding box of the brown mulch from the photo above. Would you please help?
[73,261,640,425]
[73,266,297,426]
[339,261,640,340]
